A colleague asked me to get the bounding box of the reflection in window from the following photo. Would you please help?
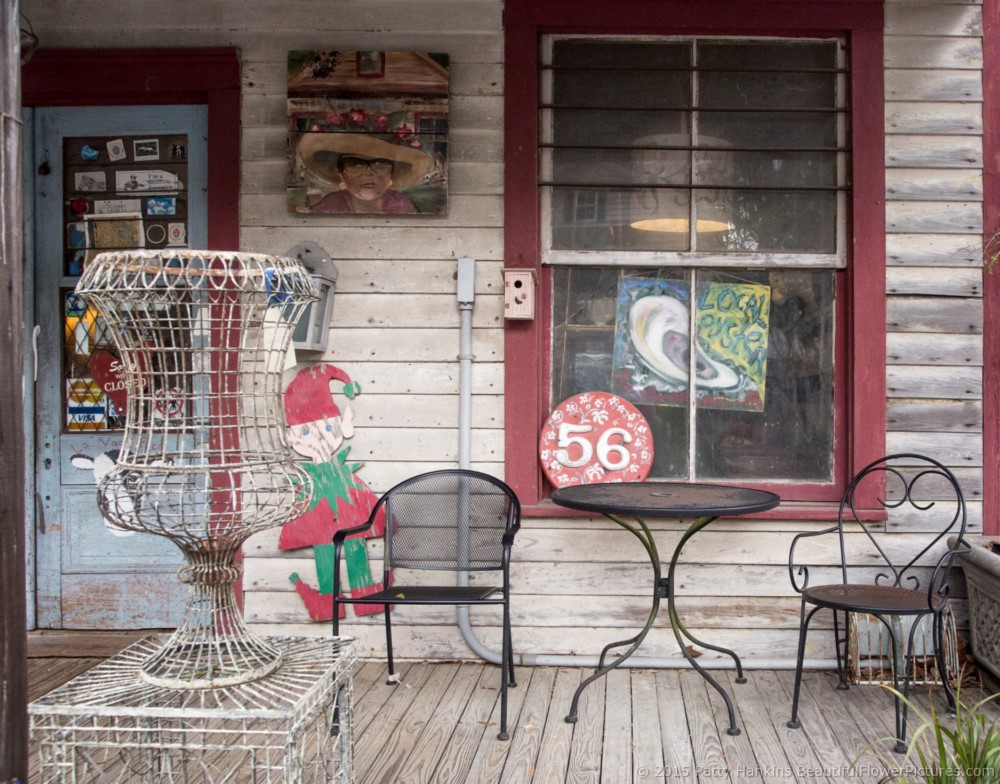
[551,267,834,482]
[542,37,846,258]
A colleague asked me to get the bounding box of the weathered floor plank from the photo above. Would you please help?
[533,667,582,783]
[27,642,1000,784]
[656,670,697,784]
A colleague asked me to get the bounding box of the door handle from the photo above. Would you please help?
[32,324,40,381]
[35,491,45,534]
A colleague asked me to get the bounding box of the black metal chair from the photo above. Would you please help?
[786,453,969,752]
[332,469,520,740]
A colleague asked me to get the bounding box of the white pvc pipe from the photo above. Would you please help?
[454,258,503,665]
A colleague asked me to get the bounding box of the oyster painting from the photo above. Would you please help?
[611,277,770,412]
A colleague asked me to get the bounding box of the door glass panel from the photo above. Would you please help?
[60,133,191,434]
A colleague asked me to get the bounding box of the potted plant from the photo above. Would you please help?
[867,684,1000,784]
[952,535,1000,684]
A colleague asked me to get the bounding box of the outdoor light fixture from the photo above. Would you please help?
[287,241,338,353]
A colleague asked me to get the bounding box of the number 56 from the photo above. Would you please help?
[555,422,632,471]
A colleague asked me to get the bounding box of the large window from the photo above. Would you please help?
[503,0,886,509]
[544,37,844,484]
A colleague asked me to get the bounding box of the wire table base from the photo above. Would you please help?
[30,636,356,784]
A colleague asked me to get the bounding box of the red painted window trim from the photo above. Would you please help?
[503,0,886,512]
[22,48,241,250]
[984,0,1000,537]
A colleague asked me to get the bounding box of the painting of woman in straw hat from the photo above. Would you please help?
[295,132,435,214]
[287,50,450,215]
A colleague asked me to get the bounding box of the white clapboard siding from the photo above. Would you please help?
[884,69,982,102]
[886,331,982,364]
[249,527,953,571]
[886,200,982,234]
[885,3,982,38]
[353,393,504,428]
[886,232,982,266]
[331,258,505,295]
[885,101,983,135]
[887,398,982,432]
[885,136,982,169]
[886,265,982,296]
[19,0,987,667]
[321,327,503,362]
[886,297,983,332]
[330,361,502,394]
[243,591,809,630]
[884,36,982,70]
[886,365,982,399]
[327,293,503,329]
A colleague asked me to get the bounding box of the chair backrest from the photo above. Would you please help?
[376,469,520,572]
[835,453,967,591]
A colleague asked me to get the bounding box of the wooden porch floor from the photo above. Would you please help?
[27,631,1000,784]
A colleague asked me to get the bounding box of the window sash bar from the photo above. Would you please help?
[541,143,851,153]
[541,103,849,114]
[541,65,850,75]
[540,182,849,192]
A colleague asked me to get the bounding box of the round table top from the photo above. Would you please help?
[551,482,780,518]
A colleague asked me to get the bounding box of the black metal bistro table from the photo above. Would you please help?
[551,481,780,735]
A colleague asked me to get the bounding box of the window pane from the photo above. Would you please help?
[551,187,692,251]
[696,190,838,253]
[695,269,835,481]
[544,36,844,256]
[698,40,838,109]
[551,267,835,483]
[551,267,690,478]
[552,40,692,98]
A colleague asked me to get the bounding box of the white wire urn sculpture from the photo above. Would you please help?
[76,250,318,689]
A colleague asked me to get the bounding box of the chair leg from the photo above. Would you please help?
[505,597,516,689]
[384,604,398,685]
[498,607,511,740]
[881,614,909,754]
[833,610,850,690]
[933,611,957,713]
[788,601,821,729]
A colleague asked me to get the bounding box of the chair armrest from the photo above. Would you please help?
[332,491,390,544]
[788,524,839,593]
[502,522,521,547]
[332,520,374,544]
[926,537,972,608]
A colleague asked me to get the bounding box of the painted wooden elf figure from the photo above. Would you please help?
[282,363,387,621]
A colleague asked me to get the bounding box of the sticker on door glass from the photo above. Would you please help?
[539,391,653,487]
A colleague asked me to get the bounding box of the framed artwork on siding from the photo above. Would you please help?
[287,50,450,216]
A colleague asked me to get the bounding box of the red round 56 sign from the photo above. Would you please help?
[539,392,654,487]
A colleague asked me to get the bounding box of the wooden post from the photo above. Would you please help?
[983,0,1000,537]
[0,0,28,780]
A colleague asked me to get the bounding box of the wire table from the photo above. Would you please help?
[551,481,780,735]
[29,635,357,783]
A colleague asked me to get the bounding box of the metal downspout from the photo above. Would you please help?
[455,257,502,664]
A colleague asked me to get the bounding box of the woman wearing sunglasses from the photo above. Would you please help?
[295,131,435,214]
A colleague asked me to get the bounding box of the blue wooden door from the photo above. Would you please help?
[31,106,207,629]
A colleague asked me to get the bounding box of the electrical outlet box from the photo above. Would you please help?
[503,269,537,320]
[457,257,476,303]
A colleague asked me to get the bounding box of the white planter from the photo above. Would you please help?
[954,535,1000,681]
